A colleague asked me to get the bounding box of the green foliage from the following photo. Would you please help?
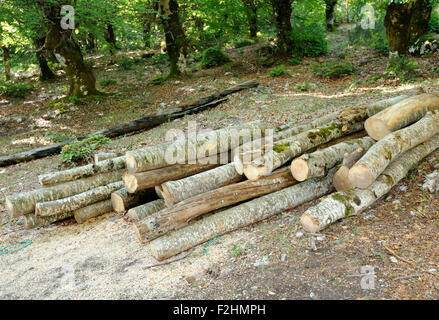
[287,57,302,65]
[312,60,354,79]
[268,64,291,77]
[116,57,135,70]
[0,81,34,98]
[44,131,76,143]
[429,10,439,33]
[233,39,256,48]
[200,47,230,69]
[99,79,118,87]
[386,55,421,82]
[149,74,168,86]
[290,23,328,57]
[295,82,310,91]
[231,244,243,257]
[61,134,111,166]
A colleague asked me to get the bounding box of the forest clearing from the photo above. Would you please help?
[1,0,439,301]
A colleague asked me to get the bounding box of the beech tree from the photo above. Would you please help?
[324,0,338,31]
[271,0,293,55]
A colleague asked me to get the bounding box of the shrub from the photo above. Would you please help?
[290,23,328,57]
[268,64,291,77]
[295,82,310,91]
[61,134,111,166]
[287,57,302,65]
[429,10,439,33]
[385,55,420,82]
[149,74,168,86]
[200,47,231,69]
[99,79,118,87]
[0,81,34,98]
[409,35,439,57]
[348,24,388,55]
[116,57,135,70]
[233,39,256,48]
[312,60,354,79]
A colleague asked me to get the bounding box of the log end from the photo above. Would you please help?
[300,212,321,233]
[73,212,86,224]
[233,155,244,175]
[155,185,164,199]
[150,242,168,261]
[364,118,390,141]
[161,184,178,207]
[125,152,137,174]
[332,166,353,192]
[5,197,16,218]
[133,221,150,243]
[243,165,266,181]
[348,164,375,189]
[127,208,140,221]
[111,192,125,213]
[123,173,138,194]
[290,158,310,182]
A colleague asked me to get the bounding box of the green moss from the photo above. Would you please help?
[273,142,290,153]
[308,123,343,141]
[385,150,392,161]
[385,174,394,184]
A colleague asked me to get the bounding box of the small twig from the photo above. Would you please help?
[142,249,193,269]
[394,274,422,281]
[382,243,415,266]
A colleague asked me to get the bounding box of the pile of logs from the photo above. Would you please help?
[6,89,439,263]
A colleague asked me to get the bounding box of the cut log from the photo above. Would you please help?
[349,112,439,189]
[94,152,118,163]
[111,188,157,213]
[35,181,124,217]
[127,199,165,221]
[38,156,126,186]
[134,166,296,244]
[332,148,367,192]
[6,170,123,218]
[149,168,336,261]
[125,122,266,174]
[422,170,439,193]
[24,212,73,230]
[160,163,243,206]
[74,200,114,224]
[155,185,164,199]
[301,134,439,233]
[243,108,367,181]
[123,162,219,193]
[365,93,439,140]
[0,80,258,168]
[290,136,375,181]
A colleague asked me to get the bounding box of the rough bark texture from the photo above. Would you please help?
[6,170,123,218]
[422,170,439,193]
[39,156,126,186]
[128,199,165,221]
[94,152,118,163]
[135,167,296,244]
[160,163,243,206]
[301,134,439,233]
[290,136,375,181]
[24,212,73,230]
[365,93,439,140]
[126,121,266,173]
[325,0,338,31]
[244,107,367,180]
[150,168,335,261]
[271,0,293,55]
[242,0,258,38]
[35,181,123,217]
[0,80,258,168]
[1,46,11,81]
[332,148,367,192]
[349,112,439,189]
[123,162,219,193]
[74,200,114,224]
[34,37,56,81]
[111,188,157,213]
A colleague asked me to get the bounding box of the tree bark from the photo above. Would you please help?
[135,167,296,244]
[158,0,188,76]
[301,134,439,233]
[94,152,118,163]
[35,181,123,217]
[74,200,114,224]
[104,24,118,55]
[160,163,243,207]
[24,212,73,230]
[38,156,126,186]
[325,0,338,32]
[332,147,367,192]
[6,170,123,218]
[1,46,11,81]
[290,136,375,181]
[150,168,335,261]
[123,162,219,193]
[242,0,258,38]
[271,0,293,55]
[127,199,165,221]
[365,93,439,140]
[111,188,157,213]
[349,112,439,189]
[34,37,56,81]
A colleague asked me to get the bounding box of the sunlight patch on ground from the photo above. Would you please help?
[12,136,51,146]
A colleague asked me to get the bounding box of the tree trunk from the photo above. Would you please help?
[158,0,188,76]
[301,134,439,233]
[6,170,123,218]
[24,212,73,230]
[38,156,126,186]
[325,0,338,32]
[111,188,157,213]
[150,168,335,261]
[384,0,433,55]
[160,163,243,207]
[155,185,165,199]
[74,200,113,224]
[135,167,296,244]
[123,162,219,193]
[127,199,165,221]
[1,46,11,81]
[94,152,118,163]
[34,37,56,81]
[290,136,375,181]
[349,112,439,189]
[332,148,367,192]
[365,93,439,140]
[242,0,258,38]
[104,24,118,55]
[271,0,293,55]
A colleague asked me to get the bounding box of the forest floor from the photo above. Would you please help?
[0,26,438,300]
